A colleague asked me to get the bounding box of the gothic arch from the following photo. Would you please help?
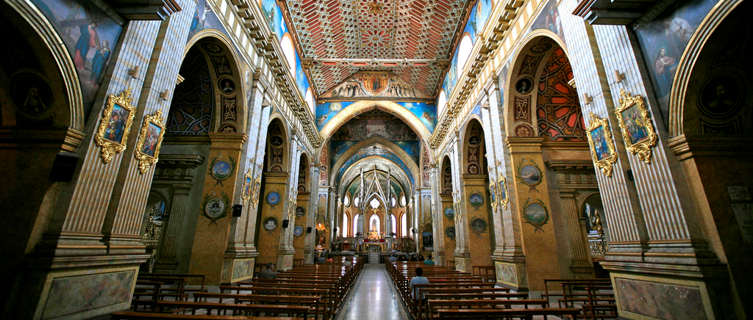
[461,118,487,176]
[265,118,289,173]
[329,136,420,187]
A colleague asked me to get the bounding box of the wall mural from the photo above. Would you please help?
[634,0,715,126]
[319,71,433,101]
[315,101,437,134]
[188,0,224,40]
[32,0,122,116]
[536,46,585,141]
[335,145,414,185]
[258,0,312,103]
[329,109,420,165]
[530,0,564,39]
[439,0,494,101]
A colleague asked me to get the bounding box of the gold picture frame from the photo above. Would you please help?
[615,90,657,163]
[134,110,166,174]
[95,89,136,163]
[586,113,618,177]
[250,176,262,207]
[498,176,509,208]
[489,180,498,212]
[241,169,253,201]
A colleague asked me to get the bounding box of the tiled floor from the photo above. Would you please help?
[335,264,410,320]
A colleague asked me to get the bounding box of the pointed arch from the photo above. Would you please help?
[329,136,420,186]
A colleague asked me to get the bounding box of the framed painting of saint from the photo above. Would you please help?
[586,113,618,177]
[134,110,165,173]
[95,89,136,163]
[616,90,657,163]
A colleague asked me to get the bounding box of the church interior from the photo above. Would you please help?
[1,0,750,319]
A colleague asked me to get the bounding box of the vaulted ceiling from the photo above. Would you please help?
[279,0,473,99]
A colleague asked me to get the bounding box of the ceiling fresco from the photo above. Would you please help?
[335,144,415,185]
[329,109,420,165]
[316,101,436,133]
[279,0,473,98]
[319,71,433,101]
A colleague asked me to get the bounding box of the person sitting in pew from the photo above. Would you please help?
[423,255,435,265]
[258,263,277,279]
[409,267,430,301]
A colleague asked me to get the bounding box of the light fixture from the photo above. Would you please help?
[316,223,326,231]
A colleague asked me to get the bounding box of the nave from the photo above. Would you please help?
[335,264,409,320]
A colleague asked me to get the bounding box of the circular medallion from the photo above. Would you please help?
[295,206,305,217]
[519,164,542,186]
[700,75,742,118]
[218,78,235,94]
[515,77,533,94]
[445,226,456,239]
[266,192,280,205]
[204,197,226,219]
[294,226,304,237]
[469,193,484,208]
[263,217,278,231]
[524,201,549,227]
[211,159,233,181]
[444,207,455,219]
[471,218,487,233]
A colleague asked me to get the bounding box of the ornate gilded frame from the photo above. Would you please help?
[585,113,618,177]
[489,180,498,212]
[134,110,166,173]
[241,169,253,202]
[95,89,136,163]
[250,176,262,208]
[616,90,657,163]
[498,176,509,208]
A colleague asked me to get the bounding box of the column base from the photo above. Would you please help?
[493,255,528,291]
[454,255,472,273]
[277,250,295,271]
[221,248,258,283]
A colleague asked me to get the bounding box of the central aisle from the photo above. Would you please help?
[335,264,410,320]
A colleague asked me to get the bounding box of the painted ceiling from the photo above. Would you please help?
[329,109,420,165]
[279,0,473,98]
[335,144,414,185]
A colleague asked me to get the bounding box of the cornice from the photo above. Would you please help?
[230,0,321,149]
[430,0,525,150]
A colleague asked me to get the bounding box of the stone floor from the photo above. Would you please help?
[335,264,410,320]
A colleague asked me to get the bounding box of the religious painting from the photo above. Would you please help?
[444,207,455,219]
[31,0,122,113]
[515,78,533,94]
[266,191,281,206]
[319,71,432,101]
[616,90,657,163]
[517,159,542,186]
[315,101,352,130]
[398,101,437,133]
[469,193,484,209]
[95,89,135,163]
[471,218,487,233]
[188,0,224,39]
[445,226,455,239]
[9,71,55,125]
[633,0,716,124]
[489,180,497,211]
[210,157,234,181]
[134,110,166,173]
[530,0,564,39]
[294,226,304,237]
[524,199,549,230]
[203,194,229,221]
[586,113,618,177]
[263,217,278,231]
[242,170,253,201]
[699,75,742,119]
[498,176,509,208]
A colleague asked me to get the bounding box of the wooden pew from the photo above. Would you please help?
[193,292,322,320]
[111,311,300,319]
[436,307,581,319]
[155,300,310,318]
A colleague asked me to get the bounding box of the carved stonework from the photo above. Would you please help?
[514,96,531,123]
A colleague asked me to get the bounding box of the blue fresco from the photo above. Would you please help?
[32,0,122,116]
[397,102,437,133]
[188,0,225,40]
[530,0,563,39]
[440,0,494,105]
[471,104,481,116]
[634,0,715,125]
[258,0,311,103]
[315,101,353,129]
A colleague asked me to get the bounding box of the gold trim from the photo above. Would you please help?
[242,169,253,201]
[516,158,543,187]
[615,90,657,163]
[134,110,166,173]
[489,179,498,212]
[498,176,509,208]
[586,113,618,176]
[95,89,136,163]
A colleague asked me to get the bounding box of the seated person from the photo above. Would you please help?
[258,263,277,279]
[409,267,430,301]
[423,255,435,265]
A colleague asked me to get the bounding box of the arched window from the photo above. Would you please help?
[369,214,380,234]
[390,214,397,235]
[437,89,447,116]
[354,196,360,207]
[305,88,315,115]
[353,214,360,236]
[401,213,407,237]
[370,197,380,209]
[281,33,296,78]
[343,194,350,207]
[457,34,473,73]
[342,213,349,237]
[390,196,396,207]
[400,195,407,207]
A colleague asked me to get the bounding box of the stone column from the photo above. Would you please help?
[559,189,593,277]
[303,165,319,263]
[428,165,445,265]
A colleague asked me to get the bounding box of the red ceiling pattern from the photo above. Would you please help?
[281,0,470,98]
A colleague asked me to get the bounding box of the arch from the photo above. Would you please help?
[461,118,487,176]
[342,210,350,237]
[183,30,247,134]
[5,0,84,133]
[368,213,381,234]
[329,136,420,186]
[504,34,584,141]
[437,89,448,117]
[297,153,309,193]
[337,156,413,197]
[265,118,289,173]
[319,100,433,146]
[668,0,743,136]
[440,155,453,195]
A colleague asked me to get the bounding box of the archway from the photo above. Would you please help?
[503,35,605,289]
[0,1,81,297]
[439,156,456,268]
[144,35,245,284]
[672,2,753,314]
[255,118,289,266]
[293,153,309,261]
